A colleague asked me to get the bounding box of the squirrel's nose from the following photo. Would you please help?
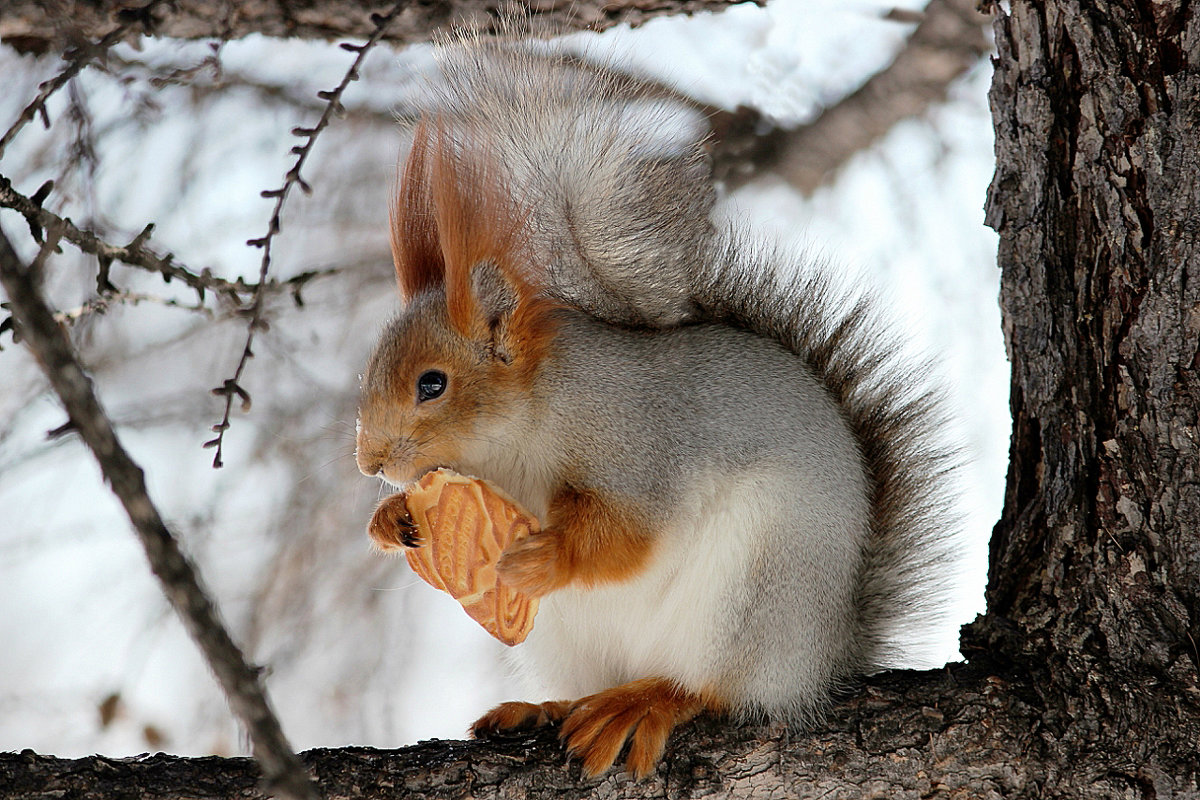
[355,438,385,477]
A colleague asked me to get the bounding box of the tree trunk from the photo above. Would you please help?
[962,0,1200,790]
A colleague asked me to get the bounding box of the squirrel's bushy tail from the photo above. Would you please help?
[692,242,963,673]
[405,37,716,327]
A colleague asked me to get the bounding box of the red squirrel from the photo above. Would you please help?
[355,38,961,780]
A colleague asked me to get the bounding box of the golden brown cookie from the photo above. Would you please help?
[400,469,540,645]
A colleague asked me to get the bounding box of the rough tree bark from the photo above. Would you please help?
[2,0,1199,798]
[962,0,1200,792]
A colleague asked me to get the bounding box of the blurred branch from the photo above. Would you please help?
[54,289,212,324]
[107,51,397,125]
[711,0,992,194]
[0,223,320,800]
[0,175,338,306]
[0,0,168,159]
[0,0,751,53]
[205,0,406,470]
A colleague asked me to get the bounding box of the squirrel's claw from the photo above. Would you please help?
[559,678,704,780]
[470,699,572,738]
[367,494,422,551]
[395,514,421,548]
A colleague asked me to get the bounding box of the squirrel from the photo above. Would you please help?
[355,36,961,780]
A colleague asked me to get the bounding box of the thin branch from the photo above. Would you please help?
[53,289,212,324]
[0,0,170,161]
[106,50,397,126]
[0,174,338,305]
[0,223,321,800]
[206,1,406,469]
[712,0,992,193]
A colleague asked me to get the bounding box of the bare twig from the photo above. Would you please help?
[106,51,396,125]
[206,1,407,469]
[0,174,338,305]
[0,223,321,800]
[54,290,212,324]
[0,0,169,161]
[712,0,991,193]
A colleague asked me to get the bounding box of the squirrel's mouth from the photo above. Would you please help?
[416,464,449,481]
[388,462,450,489]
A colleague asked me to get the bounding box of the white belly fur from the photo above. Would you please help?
[508,471,772,700]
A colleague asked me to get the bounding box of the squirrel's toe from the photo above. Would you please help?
[559,677,704,780]
[470,699,571,738]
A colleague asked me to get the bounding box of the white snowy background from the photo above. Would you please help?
[0,0,1006,757]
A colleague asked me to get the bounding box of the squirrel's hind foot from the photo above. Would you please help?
[560,677,705,780]
[470,699,572,738]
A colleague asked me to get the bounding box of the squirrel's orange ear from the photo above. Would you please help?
[390,120,445,302]
[391,121,557,362]
[423,128,559,359]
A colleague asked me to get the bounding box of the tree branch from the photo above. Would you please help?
[1,663,1075,800]
[0,0,752,54]
[0,225,319,800]
[711,0,991,193]
[0,0,169,157]
[0,175,337,306]
[202,0,405,470]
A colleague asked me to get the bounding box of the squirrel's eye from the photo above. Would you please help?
[416,370,447,402]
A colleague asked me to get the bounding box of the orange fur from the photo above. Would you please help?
[367,493,419,551]
[471,680,715,779]
[390,121,443,302]
[389,120,560,385]
[470,700,572,737]
[355,326,467,485]
[560,678,707,779]
[425,130,520,337]
[497,486,657,596]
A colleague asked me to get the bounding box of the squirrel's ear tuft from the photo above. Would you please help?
[391,121,446,302]
[425,127,556,349]
[393,120,558,365]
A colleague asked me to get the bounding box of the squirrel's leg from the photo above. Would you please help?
[367,493,420,550]
[470,699,573,737]
[561,678,712,779]
[497,485,656,596]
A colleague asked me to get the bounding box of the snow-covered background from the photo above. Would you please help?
[0,0,1005,757]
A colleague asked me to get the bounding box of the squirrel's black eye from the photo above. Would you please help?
[416,370,447,402]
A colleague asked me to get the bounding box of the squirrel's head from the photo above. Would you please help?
[356,121,559,487]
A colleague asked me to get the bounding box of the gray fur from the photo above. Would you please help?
[399,37,715,326]
[535,314,876,719]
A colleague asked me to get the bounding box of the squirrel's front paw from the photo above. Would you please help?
[367,493,421,550]
[497,532,567,597]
